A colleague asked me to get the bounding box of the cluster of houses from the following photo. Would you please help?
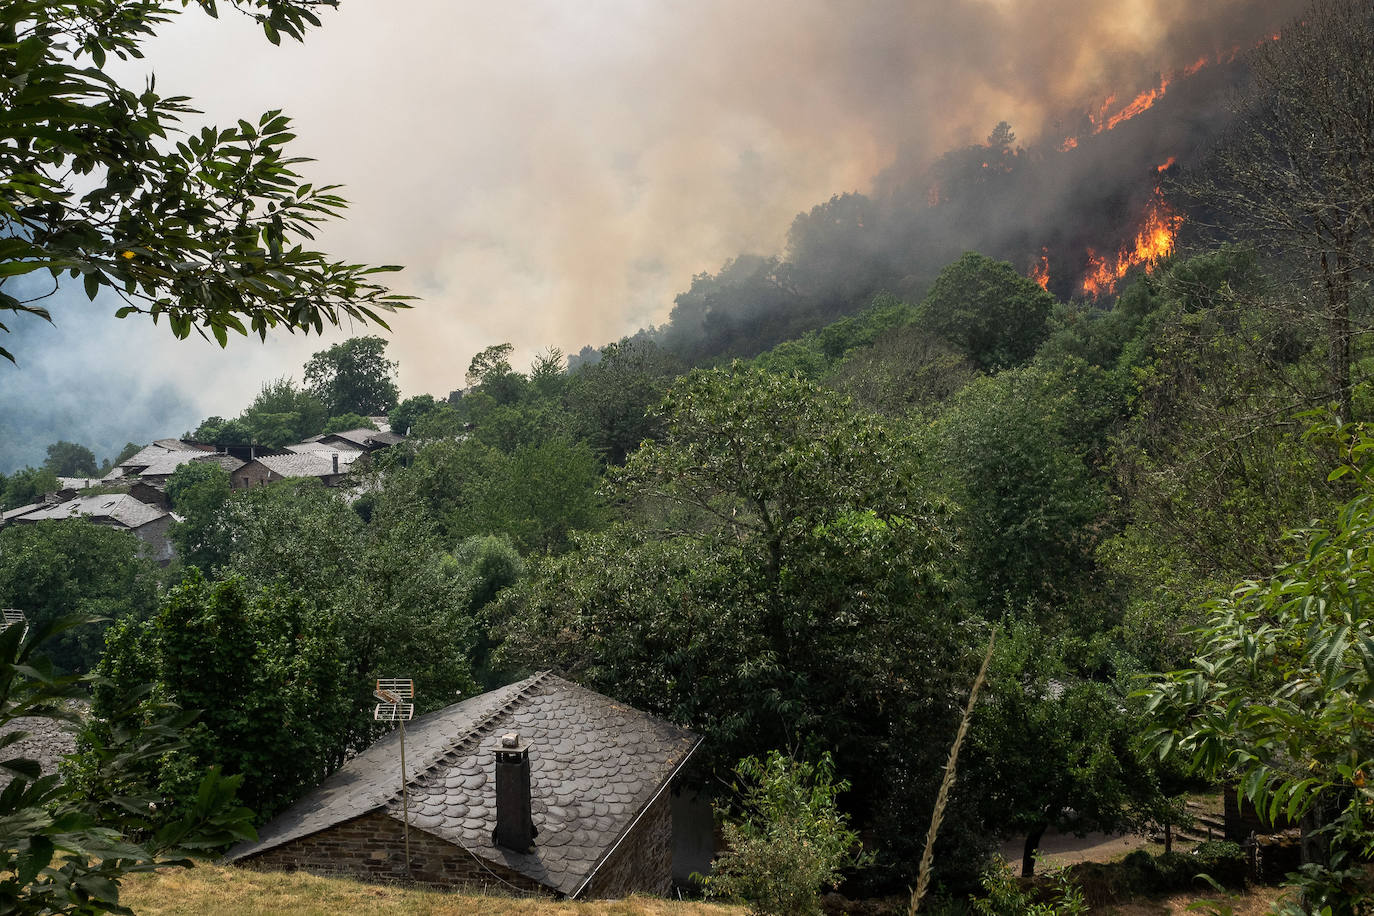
[0,423,403,563]
[2,422,721,899]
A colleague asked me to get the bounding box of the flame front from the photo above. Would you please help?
[1081,191,1182,297]
[1156,156,1177,173]
[1030,249,1050,290]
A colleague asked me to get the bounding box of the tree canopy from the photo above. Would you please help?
[303,335,400,417]
[0,0,409,364]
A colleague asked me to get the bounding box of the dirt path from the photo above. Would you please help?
[998,829,1154,870]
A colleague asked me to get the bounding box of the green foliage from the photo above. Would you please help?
[1143,414,1374,912]
[705,751,866,916]
[971,624,1158,876]
[321,413,377,435]
[0,467,59,510]
[968,859,1087,916]
[929,368,1108,628]
[303,336,400,417]
[0,614,255,914]
[918,252,1056,373]
[42,441,98,477]
[751,292,917,380]
[0,1,409,364]
[164,462,232,572]
[88,572,352,822]
[374,436,602,554]
[180,479,480,766]
[498,364,972,887]
[563,338,682,465]
[0,520,161,673]
[388,395,441,438]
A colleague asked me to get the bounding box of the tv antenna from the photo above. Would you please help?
[374,677,415,872]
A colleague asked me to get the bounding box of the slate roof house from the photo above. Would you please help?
[4,492,178,563]
[228,673,701,899]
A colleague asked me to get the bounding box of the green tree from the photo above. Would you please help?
[0,615,255,914]
[164,461,232,572]
[497,365,970,885]
[930,368,1107,628]
[90,572,352,821]
[303,335,400,417]
[918,252,1056,373]
[972,625,1156,876]
[0,520,161,673]
[561,338,681,465]
[1143,416,1374,910]
[207,479,478,754]
[237,377,328,446]
[0,1,408,364]
[388,394,440,437]
[1186,0,1374,418]
[464,437,603,554]
[321,412,376,435]
[1,467,59,509]
[706,751,866,916]
[41,441,98,477]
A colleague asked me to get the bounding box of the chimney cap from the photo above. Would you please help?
[496,732,529,752]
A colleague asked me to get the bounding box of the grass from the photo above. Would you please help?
[120,864,744,916]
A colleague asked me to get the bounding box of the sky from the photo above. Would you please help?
[0,0,1306,471]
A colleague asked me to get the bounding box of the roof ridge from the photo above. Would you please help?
[389,671,555,802]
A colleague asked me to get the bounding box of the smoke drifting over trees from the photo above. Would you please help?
[0,0,1307,459]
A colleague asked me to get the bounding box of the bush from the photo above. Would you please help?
[705,751,865,916]
[969,857,1087,915]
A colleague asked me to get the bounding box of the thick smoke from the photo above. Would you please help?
[2,0,1308,446]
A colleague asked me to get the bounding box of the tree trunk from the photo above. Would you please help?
[1022,822,1048,877]
[1164,821,1173,855]
[1321,248,1353,420]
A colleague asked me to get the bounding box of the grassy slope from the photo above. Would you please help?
[120,864,744,916]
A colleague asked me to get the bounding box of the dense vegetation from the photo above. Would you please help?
[2,1,1373,912]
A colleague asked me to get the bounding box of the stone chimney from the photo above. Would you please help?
[492,733,537,852]
[331,452,339,475]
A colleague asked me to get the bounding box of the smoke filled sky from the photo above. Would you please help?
[0,0,1305,470]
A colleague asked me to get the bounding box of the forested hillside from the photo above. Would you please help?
[3,0,1374,912]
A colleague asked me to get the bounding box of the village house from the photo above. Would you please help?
[228,673,705,899]
[3,491,177,563]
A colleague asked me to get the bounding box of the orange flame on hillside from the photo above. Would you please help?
[1030,249,1050,290]
[1156,156,1176,173]
[1058,33,1284,152]
[1081,191,1183,298]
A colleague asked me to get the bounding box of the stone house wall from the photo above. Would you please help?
[239,794,675,899]
[239,811,550,897]
[582,790,672,898]
[230,462,275,490]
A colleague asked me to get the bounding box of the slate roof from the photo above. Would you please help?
[286,438,365,452]
[229,673,699,897]
[13,493,167,529]
[319,428,404,450]
[118,440,206,471]
[253,452,356,479]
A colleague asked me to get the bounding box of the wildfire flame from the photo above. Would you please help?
[1156,156,1177,173]
[1058,34,1284,151]
[1081,191,1183,298]
[1030,249,1050,290]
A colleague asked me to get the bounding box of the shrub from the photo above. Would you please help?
[705,751,866,916]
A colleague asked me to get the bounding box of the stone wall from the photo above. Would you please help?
[582,790,672,899]
[239,811,550,897]
[230,462,275,490]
